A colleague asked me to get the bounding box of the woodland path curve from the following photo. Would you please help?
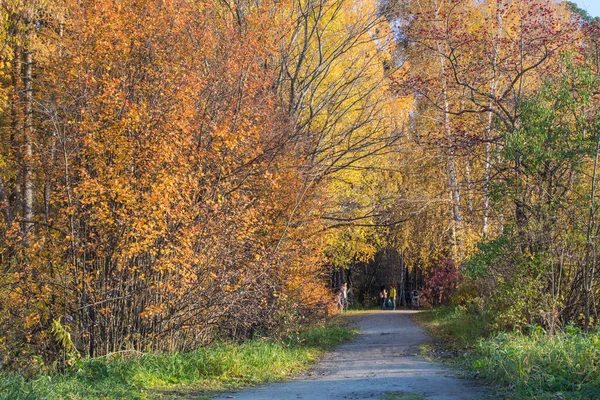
[212,310,492,400]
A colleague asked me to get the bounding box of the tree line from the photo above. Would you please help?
[345,0,600,333]
[0,0,395,368]
[1,0,599,371]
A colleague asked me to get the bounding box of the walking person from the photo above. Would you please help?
[341,282,348,312]
[389,284,397,310]
[405,289,412,309]
[411,289,420,309]
[379,286,387,310]
[336,288,344,312]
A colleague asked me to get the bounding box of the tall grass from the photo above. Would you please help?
[417,306,600,399]
[415,305,489,348]
[0,321,356,399]
[470,325,600,399]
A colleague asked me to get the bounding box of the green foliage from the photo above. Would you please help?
[416,306,489,349]
[462,228,553,331]
[464,228,512,278]
[470,326,600,399]
[419,307,600,400]
[50,319,80,367]
[460,57,600,334]
[0,321,356,399]
[293,323,357,349]
[504,56,600,176]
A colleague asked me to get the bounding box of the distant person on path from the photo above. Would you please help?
[389,285,397,310]
[411,290,420,309]
[341,282,348,312]
[405,289,411,309]
[336,288,343,312]
[379,286,387,310]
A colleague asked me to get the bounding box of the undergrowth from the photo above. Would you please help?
[470,325,600,399]
[415,305,489,349]
[416,306,600,399]
[0,319,356,399]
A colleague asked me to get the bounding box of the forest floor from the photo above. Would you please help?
[212,310,492,400]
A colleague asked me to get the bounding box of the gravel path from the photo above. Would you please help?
[213,310,491,400]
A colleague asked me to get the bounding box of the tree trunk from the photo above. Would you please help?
[22,9,34,239]
[482,110,493,235]
[434,1,463,261]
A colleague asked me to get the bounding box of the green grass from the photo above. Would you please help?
[469,326,600,399]
[414,305,489,349]
[0,320,357,399]
[416,306,600,400]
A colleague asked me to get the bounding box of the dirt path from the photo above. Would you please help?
[213,310,491,400]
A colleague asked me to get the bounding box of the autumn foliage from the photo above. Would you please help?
[1,0,600,373]
[383,0,600,330]
[0,0,395,368]
[421,258,460,307]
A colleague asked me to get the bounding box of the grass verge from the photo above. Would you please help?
[0,319,357,399]
[415,306,600,399]
[414,305,488,350]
